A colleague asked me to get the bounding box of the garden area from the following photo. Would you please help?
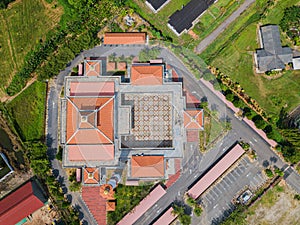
[0,0,62,97]
[6,81,46,141]
[107,184,153,225]
[201,0,300,118]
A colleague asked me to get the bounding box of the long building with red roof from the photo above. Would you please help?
[0,179,47,225]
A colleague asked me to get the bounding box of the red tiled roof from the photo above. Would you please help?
[188,144,245,199]
[184,110,203,130]
[68,145,114,161]
[106,201,116,211]
[106,62,116,71]
[104,32,146,45]
[0,182,44,225]
[117,62,127,71]
[82,186,106,225]
[131,156,165,178]
[70,81,115,96]
[83,167,100,184]
[186,130,199,143]
[117,185,166,225]
[184,89,201,107]
[153,207,178,225]
[131,65,163,85]
[85,60,101,76]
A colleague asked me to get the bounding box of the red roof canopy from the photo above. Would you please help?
[0,181,45,225]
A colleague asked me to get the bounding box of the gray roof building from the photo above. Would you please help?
[255,25,292,73]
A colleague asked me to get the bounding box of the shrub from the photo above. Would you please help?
[265,168,274,178]
[252,115,267,129]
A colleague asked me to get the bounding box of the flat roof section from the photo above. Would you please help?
[131,156,165,178]
[168,0,216,35]
[117,185,166,225]
[69,81,115,97]
[188,144,244,199]
[152,207,178,225]
[104,32,146,45]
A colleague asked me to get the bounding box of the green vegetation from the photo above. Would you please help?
[192,0,246,43]
[265,168,274,178]
[7,81,46,141]
[0,0,62,96]
[294,194,300,200]
[202,0,300,117]
[107,184,153,225]
[0,0,14,9]
[138,47,161,62]
[193,206,203,217]
[172,204,191,225]
[280,5,300,45]
[68,170,81,192]
[274,167,284,177]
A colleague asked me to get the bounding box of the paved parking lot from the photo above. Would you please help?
[192,156,267,225]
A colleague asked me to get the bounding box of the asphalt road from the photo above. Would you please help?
[195,0,256,54]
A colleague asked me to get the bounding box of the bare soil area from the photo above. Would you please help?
[246,181,300,225]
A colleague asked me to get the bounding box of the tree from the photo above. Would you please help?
[179,214,191,225]
[203,73,215,81]
[186,197,196,207]
[274,168,284,177]
[265,168,274,178]
[194,206,202,217]
[252,115,266,129]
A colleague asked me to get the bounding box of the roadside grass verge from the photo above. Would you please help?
[0,0,62,96]
[191,0,246,48]
[200,0,300,117]
[6,81,47,141]
[107,184,153,225]
[129,0,245,48]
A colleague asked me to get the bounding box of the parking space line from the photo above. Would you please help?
[210,190,218,199]
[227,173,235,182]
[232,169,240,177]
[215,186,223,194]
[211,189,220,198]
[235,167,243,175]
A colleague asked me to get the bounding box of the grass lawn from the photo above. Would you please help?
[201,0,300,117]
[192,0,246,46]
[107,184,153,225]
[246,183,300,225]
[7,81,46,141]
[130,0,246,48]
[0,0,62,97]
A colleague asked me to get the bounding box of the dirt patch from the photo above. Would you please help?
[24,204,60,225]
[246,181,300,225]
[188,30,199,40]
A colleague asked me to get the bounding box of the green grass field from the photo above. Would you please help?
[130,0,245,48]
[7,81,46,141]
[192,0,246,45]
[0,0,62,97]
[201,0,300,117]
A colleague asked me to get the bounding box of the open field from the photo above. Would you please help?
[201,0,300,117]
[0,0,62,97]
[246,182,300,225]
[6,81,46,141]
[192,0,246,44]
[129,0,245,48]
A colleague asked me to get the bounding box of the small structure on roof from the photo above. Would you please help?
[83,167,100,184]
[255,25,293,73]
